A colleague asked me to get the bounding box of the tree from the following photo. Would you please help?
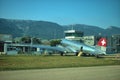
[32,37,41,44]
[21,36,41,44]
[50,39,61,46]
[21,36,31,43]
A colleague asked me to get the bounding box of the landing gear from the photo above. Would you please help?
[60,52,64,56]
[95,55,100,58]
[75,52,78,56]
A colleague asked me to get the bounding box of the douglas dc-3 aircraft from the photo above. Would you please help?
[58,38,107,56]
[33,38,107,57]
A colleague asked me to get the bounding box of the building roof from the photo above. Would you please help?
[64,30,83,33]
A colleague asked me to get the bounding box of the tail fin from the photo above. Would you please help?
[97,38,107,52]
[97,38,107,47]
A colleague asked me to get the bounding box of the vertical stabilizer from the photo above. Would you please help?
[97,38,107,52]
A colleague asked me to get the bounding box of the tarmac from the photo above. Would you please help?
[0,65,120,80]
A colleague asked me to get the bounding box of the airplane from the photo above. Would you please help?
[29,38,107,57]
[58,38,107,57]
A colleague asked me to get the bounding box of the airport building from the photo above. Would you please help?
[0,34,13,54]
[0,34,62,55]
[111,34,120,53]
[64,30,99,46]
[64,30,83,41]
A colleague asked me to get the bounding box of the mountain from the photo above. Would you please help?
[105,26,120,36]
[0,18,64,39]
[0,18,120,39]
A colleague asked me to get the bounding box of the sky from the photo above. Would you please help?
[0,0,120,28]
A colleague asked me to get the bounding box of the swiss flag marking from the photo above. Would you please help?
[97,38,107,47]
